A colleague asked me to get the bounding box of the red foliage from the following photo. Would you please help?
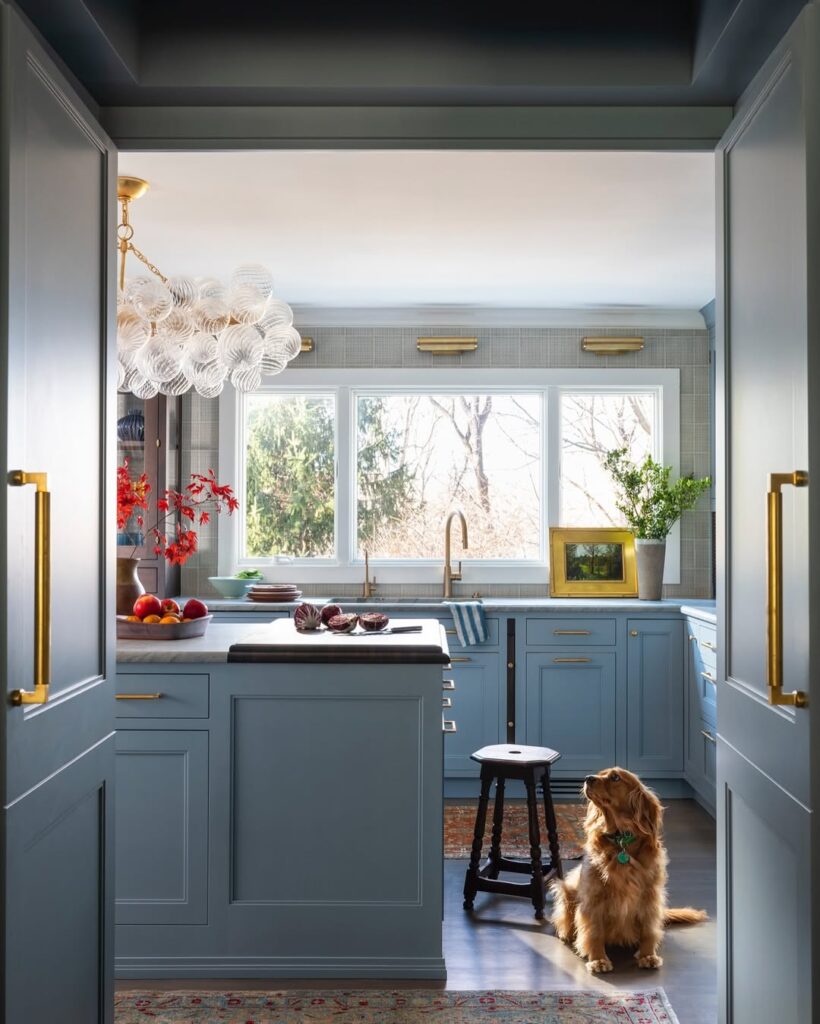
[117,459,151,530]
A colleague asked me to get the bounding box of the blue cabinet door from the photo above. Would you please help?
[115,730,209,925]
[443,653,502,776]
[525,652,617,775]
[626,619,684,773]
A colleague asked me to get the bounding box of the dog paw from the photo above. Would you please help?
[636,953,663,969]
[586,957,614,974]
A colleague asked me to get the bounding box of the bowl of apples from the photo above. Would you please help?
[116,596,212,640]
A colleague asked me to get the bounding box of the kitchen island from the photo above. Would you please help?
[115,619,450,979]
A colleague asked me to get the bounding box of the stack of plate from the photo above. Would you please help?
[246,584,302,603]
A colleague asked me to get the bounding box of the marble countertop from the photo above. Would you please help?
[117,623,260,663]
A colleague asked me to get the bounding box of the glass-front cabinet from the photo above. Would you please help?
[116,394,182,597]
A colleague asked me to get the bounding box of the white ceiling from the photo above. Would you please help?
[119,150,715,313]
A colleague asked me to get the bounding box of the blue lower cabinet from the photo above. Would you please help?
[443,653,502,775]
[626,619,684,774]
[525,652,617,774]
[115,730,209,925]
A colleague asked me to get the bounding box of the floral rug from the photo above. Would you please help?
[114,989,679,1023]
[444,802,586,860]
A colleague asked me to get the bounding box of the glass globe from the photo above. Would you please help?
[228,284,267,325]
[230,263,274,300]
[192,370,225,398]
[158,371,192,397]
[197,277,226,301]
[279,325,303,361]
[131,278,173,323]
[166,275,198,310]
[217,323,263,371]
[230,365,262,392]
[156,307,196,342]
[118,363,141,394]
[116,359,125,391]
[135,337,183,383]
[190,359,227,391]
[184,332,219,369]
[129,372,160,400]
[258,299,294,334]
[193,297,231,334]
[117,305,152,350]
[125,276,153,304]
[260,338,288,375]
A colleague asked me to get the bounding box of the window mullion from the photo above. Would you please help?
[546,385,561,529]
[336,386,352,566]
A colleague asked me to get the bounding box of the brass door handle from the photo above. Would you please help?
[700,729,716,744]
[553,657,591,664]
[553,629,591,636]
[767,471,809,707]
[116,693,164,700]
[8,471,50,706]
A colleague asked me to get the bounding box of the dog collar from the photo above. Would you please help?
[605,831,636,864]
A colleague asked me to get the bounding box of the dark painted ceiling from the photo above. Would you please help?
[11,0,808,107]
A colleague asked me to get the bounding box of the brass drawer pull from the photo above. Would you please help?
[553,657,591,664]
[116,693,164,700]
[449,657,471,663]
[767,471,809,706]
[442,679,455,690]
[8,470,51,706]
[442,719,457,733]
[700,670,716,684]
[700,729,716,744]
[701,640,717,651]
[553,629,591,636]
[445,628,457,635]
[442,696,453,708]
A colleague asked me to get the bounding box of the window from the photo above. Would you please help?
[356,393,542,559]
[559,390,658,527]
[242,392,335,559]
[221,369,679,584]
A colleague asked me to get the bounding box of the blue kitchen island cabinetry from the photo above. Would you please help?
[115,620,448,980]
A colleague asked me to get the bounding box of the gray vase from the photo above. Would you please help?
[635,539,666,600]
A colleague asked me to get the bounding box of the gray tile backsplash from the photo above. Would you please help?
[180,324,713,599]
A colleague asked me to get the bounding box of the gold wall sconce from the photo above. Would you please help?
[417,336,478,354]
[300,336,314,353]
[582,336,644,355]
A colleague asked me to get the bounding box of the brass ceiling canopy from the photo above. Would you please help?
[117,176,150,202]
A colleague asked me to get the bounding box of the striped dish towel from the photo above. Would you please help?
[445,600,488,646]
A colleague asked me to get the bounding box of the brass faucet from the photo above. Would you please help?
[443,510,469,598]
[362,549,377,599]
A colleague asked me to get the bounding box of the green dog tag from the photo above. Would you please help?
[617,851,630,864]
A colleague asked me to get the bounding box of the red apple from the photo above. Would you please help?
[183,598,209,620]
[133,594,162,620]
[161,598,180,616]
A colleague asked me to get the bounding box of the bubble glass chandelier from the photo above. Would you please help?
[116,176,302,399]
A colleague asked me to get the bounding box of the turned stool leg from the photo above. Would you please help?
[524,771,546,919]
[487,777,506,879]
[542,767,564,880]
[463,769,493,910]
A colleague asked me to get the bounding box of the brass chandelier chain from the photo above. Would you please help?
[118,194,168,291]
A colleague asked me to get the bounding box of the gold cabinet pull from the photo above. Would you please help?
[449,657,471,663]
[442,719,457,733]
[630,630,639,637]
[700,729,716,744]
[700,670,716,683]
[441,696,453,708]
[553,657,591,664]
[767,471,809,707]
[442,678,455,690]
[553,629,591,636]
[116,693,164,700]
[701,640,717,651]
[445,628,457,635]
[8,471,50,706]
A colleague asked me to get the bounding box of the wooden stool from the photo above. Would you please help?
[462,743,563,920]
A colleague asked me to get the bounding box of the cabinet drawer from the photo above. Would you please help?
[441,617,500,648]
[526,617,616,647]
[687,619,717,666]
[693,661,717,726]
[697,719,717,788]
[115,673,210,719]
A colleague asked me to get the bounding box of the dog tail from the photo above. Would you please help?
[665,907,708,925]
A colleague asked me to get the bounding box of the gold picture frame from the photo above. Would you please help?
[549,527,638,598]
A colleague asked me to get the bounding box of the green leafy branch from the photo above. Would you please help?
[603,448,711,540]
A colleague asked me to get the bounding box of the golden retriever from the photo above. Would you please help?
[550,767,707,973]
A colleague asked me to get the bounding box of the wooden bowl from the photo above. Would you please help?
[116,614,213,640]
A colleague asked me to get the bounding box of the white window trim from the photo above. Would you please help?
[219,368,681,586]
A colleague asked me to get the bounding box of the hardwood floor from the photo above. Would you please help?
[117,800,717,1023]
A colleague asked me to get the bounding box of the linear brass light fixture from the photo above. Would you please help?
[582,336,645,355]
[300,336,314,353]
[417,336,478,354]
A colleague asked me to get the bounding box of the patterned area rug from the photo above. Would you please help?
[114,989,679,1023]
[444,802,586,860]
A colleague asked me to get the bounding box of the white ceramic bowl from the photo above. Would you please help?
[208,576,253,598]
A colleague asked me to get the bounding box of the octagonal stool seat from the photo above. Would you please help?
[462,743,563,920]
